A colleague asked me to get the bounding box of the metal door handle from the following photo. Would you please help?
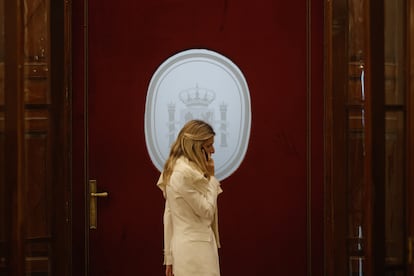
[89,180,108,229]
[91,192,108,197]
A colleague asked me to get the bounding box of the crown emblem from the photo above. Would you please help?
[179,84,216,107]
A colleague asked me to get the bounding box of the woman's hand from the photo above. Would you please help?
[202,139,215,176]
[165,264,173,276]
[206,154,215,176]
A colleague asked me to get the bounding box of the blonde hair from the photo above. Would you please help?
[163,120,215,183]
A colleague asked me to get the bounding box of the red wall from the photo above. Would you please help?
[72,0,324,275]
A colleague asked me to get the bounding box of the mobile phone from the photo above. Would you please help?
[202,148,209,161]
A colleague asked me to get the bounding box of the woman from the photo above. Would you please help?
[157,120,223,276]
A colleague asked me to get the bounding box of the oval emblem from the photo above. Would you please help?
[145,49,251,180]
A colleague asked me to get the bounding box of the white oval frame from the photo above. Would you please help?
[144,49,251,180]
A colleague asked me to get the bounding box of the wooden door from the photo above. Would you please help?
[325,0,414,275]
[73,0,324,275]
[0,0,71,275]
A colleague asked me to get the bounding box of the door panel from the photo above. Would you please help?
[80,1,323,275]
[23,1,56,273]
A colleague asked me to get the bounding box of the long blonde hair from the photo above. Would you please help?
[162,120,215,183]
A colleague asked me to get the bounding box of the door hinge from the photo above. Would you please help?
[65,200,70,223]
[65,87,69,105]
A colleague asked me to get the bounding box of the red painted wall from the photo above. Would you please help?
[72,0,324,275]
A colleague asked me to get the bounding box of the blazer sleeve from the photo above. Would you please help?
[163,200,173,265]
[169,171,220,220]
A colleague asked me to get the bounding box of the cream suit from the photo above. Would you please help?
[157,156,222,276]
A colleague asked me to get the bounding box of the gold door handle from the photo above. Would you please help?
[89,180,108,229]
[91,192,108,197]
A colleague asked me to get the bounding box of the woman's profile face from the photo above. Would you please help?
[202,137,215,159]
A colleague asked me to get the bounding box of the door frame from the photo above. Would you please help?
[408,0,414,274]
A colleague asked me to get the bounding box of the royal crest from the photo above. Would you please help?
[145,49,251,180]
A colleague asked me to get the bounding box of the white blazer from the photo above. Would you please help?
[157,156,222,276]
